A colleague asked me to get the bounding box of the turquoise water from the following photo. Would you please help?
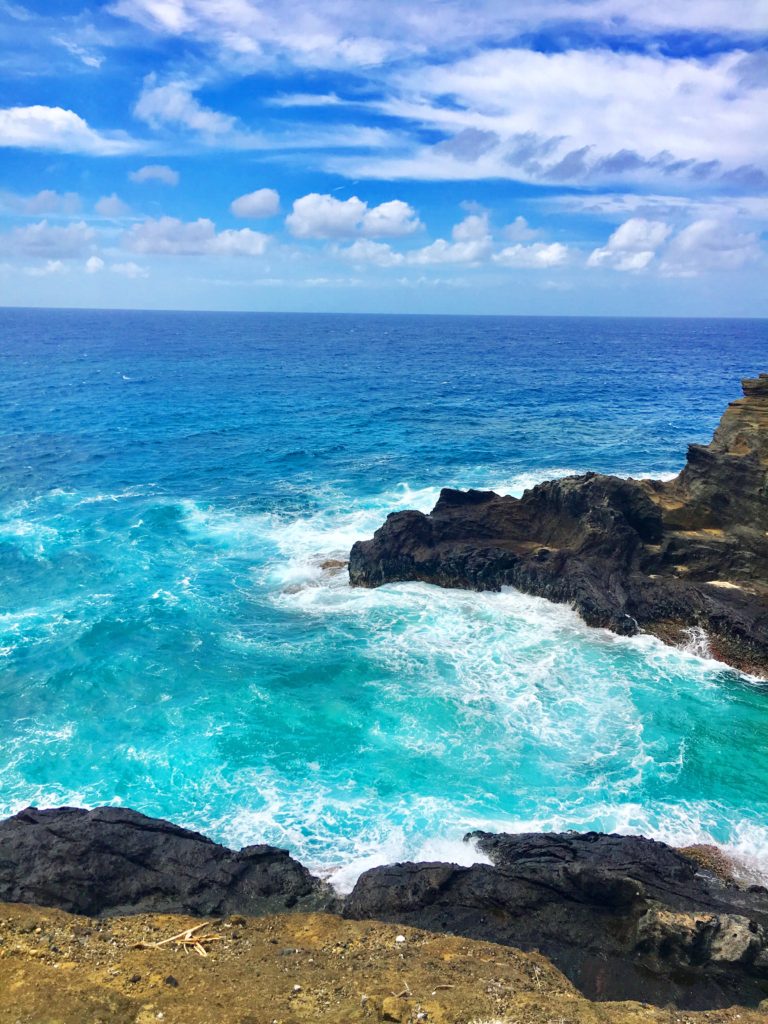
[1,308,767,889]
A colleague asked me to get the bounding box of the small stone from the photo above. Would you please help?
[395,934,406,944]
[163,975,179,988]
[292,984,302,993]
[128,974,141,984]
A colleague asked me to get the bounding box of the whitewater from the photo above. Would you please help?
[1,308,767,892]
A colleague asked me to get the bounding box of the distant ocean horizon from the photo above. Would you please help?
[1,308,767,890]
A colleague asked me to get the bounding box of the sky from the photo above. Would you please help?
[1,0,767,315]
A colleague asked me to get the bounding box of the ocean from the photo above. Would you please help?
[1,308,767,890]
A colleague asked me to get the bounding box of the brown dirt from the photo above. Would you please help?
[0,902,764,1024]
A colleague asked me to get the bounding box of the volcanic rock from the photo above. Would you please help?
[348,374,768,674]
[0,806,332,917]
[344,830,768,1008]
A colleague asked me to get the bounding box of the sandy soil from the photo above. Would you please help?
[0,902,764,1024]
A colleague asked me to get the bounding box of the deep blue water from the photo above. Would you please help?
[1,309,767,888]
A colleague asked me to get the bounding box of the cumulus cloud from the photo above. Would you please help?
[230,188,280,218]
[494,241,569,268]
[11,219,96,258]
[125,216,269,256]
[659,219,763,277]
[588,217,672,271]
[95,193,131,217]
[406,213,492,265]
[85,255,104,273]
[286,193,421,239]
[336,239,404,267]
[503,216,540,242]
[129,164,179,186]
[0,105,138,155]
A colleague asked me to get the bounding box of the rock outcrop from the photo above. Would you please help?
[345,830,768,1008]
[4,807,768,1008]
[0,806,331,917]
[349,374,768,674]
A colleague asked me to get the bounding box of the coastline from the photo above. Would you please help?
[4,806,768,1010]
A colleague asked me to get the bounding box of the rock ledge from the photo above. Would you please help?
[349,374,768,675]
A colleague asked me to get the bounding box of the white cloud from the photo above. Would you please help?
[359,199,422,238]
[24,259,66,277]
[406,213,492,265]
[95,193,131,217]
[108,1,768,74]
[503,216,540,242]
[0,189,81,215]
[11,219,96,258]
[125,216,269,256]
[134,74,239,136]
[109,0,397,68]
[269,92,343,108]
[286,193,421,239]
[0,105,138,155]
[331,47,768,187]
[212,228,270,256]
[588,217,671,271]
[494,241,570,268]
[85,256,105,273]
[336,239,404,267]
[659,219,764,277]
[230,188,280,218]
[129,164,180,186]
[111,260,148,278]
[52,34,104,69]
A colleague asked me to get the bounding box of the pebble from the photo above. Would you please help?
[395,934,406,944]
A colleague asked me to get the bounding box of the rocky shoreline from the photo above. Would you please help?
[3,806,768,1010]
[349,374,768,676]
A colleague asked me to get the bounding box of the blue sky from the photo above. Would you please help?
[1,0,767,315]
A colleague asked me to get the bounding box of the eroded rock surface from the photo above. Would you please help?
[349,374,768,674]
[345,830,768,1009]
[0,806,331,917]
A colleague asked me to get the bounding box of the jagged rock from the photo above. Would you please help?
[0,806,332,917]
[344,830,768,1009]
[349,375,768,675]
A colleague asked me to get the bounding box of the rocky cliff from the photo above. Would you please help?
[4,807,768,1009]
[349,374,768,674]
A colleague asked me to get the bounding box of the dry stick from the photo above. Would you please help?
[155,923,210,947]
[133,922,225,957]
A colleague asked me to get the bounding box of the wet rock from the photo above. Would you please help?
[0,806,332,917]
[349,375,768,675]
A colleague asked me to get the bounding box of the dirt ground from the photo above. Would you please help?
[0,902,764,1024]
